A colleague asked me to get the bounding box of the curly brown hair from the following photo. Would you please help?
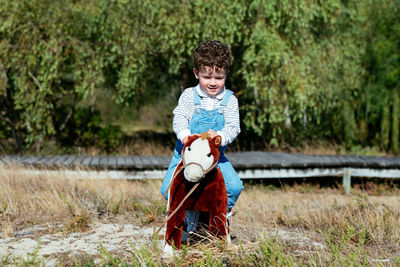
[193,40,231,75]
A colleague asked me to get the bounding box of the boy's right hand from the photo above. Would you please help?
[182,136,189,145]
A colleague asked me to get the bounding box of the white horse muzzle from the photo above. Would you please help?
[183,163,204,182]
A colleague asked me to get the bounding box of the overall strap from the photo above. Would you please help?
[193,86,202,114]
[194,87,201,106]
[218,89,233,114]
[221,90,233,107]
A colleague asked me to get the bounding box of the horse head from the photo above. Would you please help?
[181,133,221,183]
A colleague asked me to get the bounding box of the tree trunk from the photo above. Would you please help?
[343,101,355,148]
[0,59,22,151]
[0,59,7,94]
[284,102,292,129]
[392,88,399,154]
[381,97,390,150]
[302,107,307,127]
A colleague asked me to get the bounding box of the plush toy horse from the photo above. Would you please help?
[164,133,229,251]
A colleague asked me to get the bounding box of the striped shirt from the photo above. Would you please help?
[173,84,240,147]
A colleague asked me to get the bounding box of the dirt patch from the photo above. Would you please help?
[0,222,163,265]
[0,219,327,265]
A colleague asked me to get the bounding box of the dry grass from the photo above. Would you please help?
[60,141,391,157]
[0,164,163,236]
[81,138,174,156]
[1,163,400,265]
[231,184,400,265]
[9,131,391,157]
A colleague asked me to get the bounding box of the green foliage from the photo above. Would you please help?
[0,0,102,144]
[0,0,399,153]
[240,0,367,147]
[58,107,122,151]
[362,0,400,153]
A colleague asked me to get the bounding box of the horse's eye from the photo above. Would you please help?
[207,153,211,157]
[188,147,191,151]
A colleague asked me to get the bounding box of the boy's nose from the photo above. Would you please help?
[210,79,216,86]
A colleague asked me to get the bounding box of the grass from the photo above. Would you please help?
[1,163,400,265]
[2,127,394,157]
[0,164,164,236]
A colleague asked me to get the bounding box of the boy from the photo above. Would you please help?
[160,40,243,237]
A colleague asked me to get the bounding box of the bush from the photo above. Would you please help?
[59,107,122,152]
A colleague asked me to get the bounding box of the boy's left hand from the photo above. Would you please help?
[207,129,217,138]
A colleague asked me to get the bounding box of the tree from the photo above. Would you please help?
[1,0,399,154]
[240,0,366,146]
[362,0,400,153]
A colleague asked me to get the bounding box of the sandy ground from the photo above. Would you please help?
[0,219,327,266]
[0,222,164,265]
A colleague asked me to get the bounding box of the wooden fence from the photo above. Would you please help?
[2,152,400,194]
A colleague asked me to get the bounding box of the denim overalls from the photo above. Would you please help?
[160,87,244,213]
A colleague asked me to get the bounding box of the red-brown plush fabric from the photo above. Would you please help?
[165,134,228,249]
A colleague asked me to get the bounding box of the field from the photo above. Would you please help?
[1,164,400,266]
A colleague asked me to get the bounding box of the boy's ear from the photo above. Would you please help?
[193,68,199,79]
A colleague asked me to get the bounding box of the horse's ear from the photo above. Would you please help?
[212,135,222,147]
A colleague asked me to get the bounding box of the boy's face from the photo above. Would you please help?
[193,66,226,97]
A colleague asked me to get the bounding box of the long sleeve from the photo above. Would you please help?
[172,88,194,142]
[217,95,241,146]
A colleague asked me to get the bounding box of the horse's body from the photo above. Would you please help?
[164,133,228,250]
